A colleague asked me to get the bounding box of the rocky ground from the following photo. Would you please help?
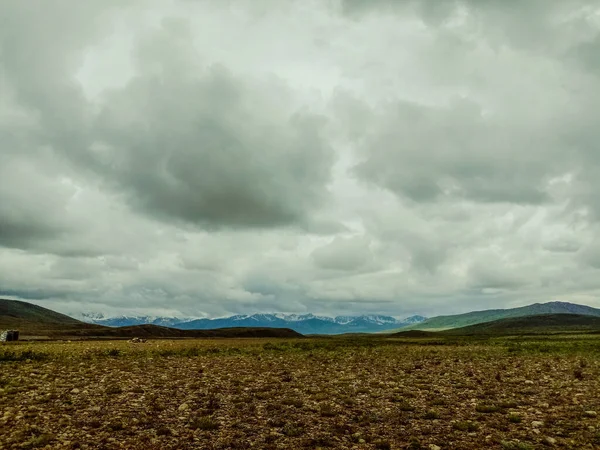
[0,337,599,449]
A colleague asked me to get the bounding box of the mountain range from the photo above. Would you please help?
[78,312,427,335]
[0,299,302,339]
[76,313,193,328]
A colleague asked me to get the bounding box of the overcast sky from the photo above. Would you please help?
[1,0,600,318]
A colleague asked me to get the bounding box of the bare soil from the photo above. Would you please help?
[1,337,599,449]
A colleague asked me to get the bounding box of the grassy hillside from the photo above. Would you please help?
[440,313,600,336]
[393,301,600,331]
[0,299,82,325]
[0,298,105,336]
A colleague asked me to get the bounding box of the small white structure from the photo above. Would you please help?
[0,330,19,342]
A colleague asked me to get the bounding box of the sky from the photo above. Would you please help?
[1,0,600,319]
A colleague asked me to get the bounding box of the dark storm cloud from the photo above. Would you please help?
[89,50,334,229]
[1,5,335,233]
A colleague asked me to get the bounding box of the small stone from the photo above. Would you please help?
[70,388,80,394]
[532,421,544,428]
[429,445,441,450]
[178,403,190,411]
[584,410,597,417]
[524,380,534,385]
[358,439,366,444]
[544,437,557,445]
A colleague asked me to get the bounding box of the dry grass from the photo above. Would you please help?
[1,336,599,449]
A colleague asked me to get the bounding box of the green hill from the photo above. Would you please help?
[440,313,600,336]
[0,299,82,325]
[392,301,600,331]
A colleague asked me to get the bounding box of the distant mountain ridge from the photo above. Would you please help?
[0,299,302,339]
[79,312,427,335]
[76,313,194,328]
[398,301,600,331]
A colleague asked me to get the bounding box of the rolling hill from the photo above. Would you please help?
[0,299,302,339]
[0,299,83,325]
[394,301,600,331]
[390,314,600,337]
[441,313,600,336]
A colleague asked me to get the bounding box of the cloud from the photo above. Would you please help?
[1,0,600,318]
[311,235,372,271]
[90,59,334,229]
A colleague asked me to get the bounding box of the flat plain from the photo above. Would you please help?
[1,336,599,449]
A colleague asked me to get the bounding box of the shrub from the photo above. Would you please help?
[190,416,219,431]
[282,423,304,437]
[396,399,416,412]
[374,439,392,449]
[105,348,121,357]
[320,403,337,417]
[423,410,440,420]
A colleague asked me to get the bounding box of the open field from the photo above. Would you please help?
[1,336,600,449]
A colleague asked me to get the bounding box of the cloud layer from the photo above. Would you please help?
[1,0,600,317]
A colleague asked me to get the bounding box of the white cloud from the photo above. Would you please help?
[1,0,600,317]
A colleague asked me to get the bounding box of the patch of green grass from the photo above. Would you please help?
[498,400,518,409]
[106,421,124,432]
[396,399,416,412]
[105,348,121,357]
[282,423,304,437]
[374,439,392,450]
[0,349,48,362]
[476,404,501,413]
[508,413,522,423]
[320,403,337,417]
[423,410,440,420]
[453,421,479,432]
[281,397,304,408]
[190,416,219,431]
[501,441,534,450]
[105,384,123,395]
[22,433,55,449]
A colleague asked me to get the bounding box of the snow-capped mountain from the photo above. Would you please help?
[175,313,427,335]
[402,315,428,324]
[76,311,427,334]
[77,313,198,328]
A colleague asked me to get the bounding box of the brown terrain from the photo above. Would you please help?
[1,336,600,449]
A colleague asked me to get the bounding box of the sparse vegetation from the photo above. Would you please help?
[453,420,479,432]
[1,335,599,449]
[475,403,501,413]
[508,413,522,423]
